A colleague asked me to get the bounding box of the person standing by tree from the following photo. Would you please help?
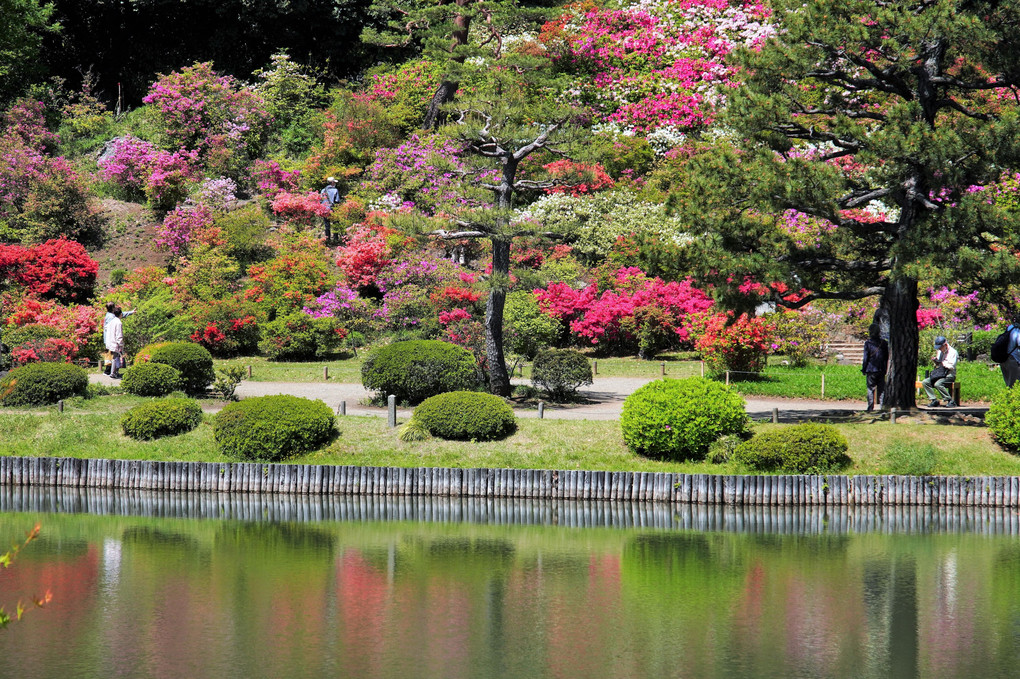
[1001,313,1020,389]
[862,324,888,412]
[319,177,339,243]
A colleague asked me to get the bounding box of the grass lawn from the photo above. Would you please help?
[2,401,1017,477]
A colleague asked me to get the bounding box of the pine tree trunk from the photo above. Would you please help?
[881,278,919,409]
[486,238,512,397]
[422,80,458,130]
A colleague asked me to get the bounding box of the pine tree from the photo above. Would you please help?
[679,0,1020,408]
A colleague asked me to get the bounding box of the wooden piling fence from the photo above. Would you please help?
[1,456,1019,507]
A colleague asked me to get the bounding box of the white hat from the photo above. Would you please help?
[327,177,336,183]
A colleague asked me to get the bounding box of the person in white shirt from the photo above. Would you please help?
[102,302,135,375]
[103,307,125,379]
[922,335,958,407]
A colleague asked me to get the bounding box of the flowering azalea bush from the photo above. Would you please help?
[251,159,301,199]
[768,307,829,366]
[98,136,201,210]
[542,159,615,195]
[245,236,332,313]
[156,204,215,255]
[358,59,444,132]
[0,238,98,302]
[270,191,331,226]
[693,311,775,373]
[185,299,261,356]
[334,220,411,288]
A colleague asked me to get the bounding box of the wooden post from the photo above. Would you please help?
[661,361,666,375]
[538,402,545,419]
[700,361,705,377]
[890,407,897,424]
[821,373,826,398]
[57,400,64,413]
[593,359,598,375]
[725,371,730,386]
[324,366,329,380]
[772,408,778,424]
[339,401,346,416]
[247,365,252,378]
[387,395,397,428]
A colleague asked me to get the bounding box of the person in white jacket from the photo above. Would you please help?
[922,335,958,407]
[104,307,125,379]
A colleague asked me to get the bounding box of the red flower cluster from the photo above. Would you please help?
[0,239,98,302]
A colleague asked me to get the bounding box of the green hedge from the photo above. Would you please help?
[121,398,203,440]
[733,423,850,473]
[413,391,516,441]
[361,340,478,405]
[987,386,1020,452]
[139,341,215,393]
[531,348,593,401]
[620,377,748,461]
[121,362,183,397]
[213,395,336,461]
[0,362,89,406]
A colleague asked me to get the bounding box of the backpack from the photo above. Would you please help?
[990,327,1013,363]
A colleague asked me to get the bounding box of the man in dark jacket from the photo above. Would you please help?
[861,324,888,411]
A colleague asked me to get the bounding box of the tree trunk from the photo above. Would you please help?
[422,80,458,130]
[486,238,512,397]
[881,277,919,409]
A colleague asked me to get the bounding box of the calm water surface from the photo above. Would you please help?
[1,488,1019,679]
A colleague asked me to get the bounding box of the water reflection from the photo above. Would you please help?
[1,489,1019,678]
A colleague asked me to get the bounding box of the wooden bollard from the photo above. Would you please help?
[700,361,705,377]
[661,361,666,375]
[339,400,346,416]
[593,359,598,375]
[323,366,329,380]
[772,407,778,424]
[387,395,397,428]
[247,365,252,378]
[519,364,524,377]
[725,371,730,386]
[538,402,545,419]
[890,407,897,424]
[57,400,64,413]
[821,373,826,398]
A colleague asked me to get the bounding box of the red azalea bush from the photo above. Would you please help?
[186,299,261,356]
[693,311,776,373]
[245,236,333,313]
[334,220,407,288]
[270,191,331,226]
[1,238,98,302]
[543,159,615,195]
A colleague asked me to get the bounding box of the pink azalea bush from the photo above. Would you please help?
[98,136,200,210]
[270,191,330,226]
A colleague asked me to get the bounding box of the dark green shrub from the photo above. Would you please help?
[531,348,593,401]
[503,291,560,360]
[413,391,516,441]
[987,385,1020,452]
[140,341,215,393]
[213,395,336,461]
[3,323,64,348]
[361,340,478,405]
[733,424,851,473]
[258,313,346,361]
[620,377,748,461]
[0,362,89,406]
[121,397,203,440]
[121,362,183,397]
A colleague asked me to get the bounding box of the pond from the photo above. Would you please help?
[1,488,1019,679]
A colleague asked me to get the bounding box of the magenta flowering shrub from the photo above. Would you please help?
[0,100,98,243]
[156,204,215,255]
[251,159,300,199]
[535,268,714,356]
[360,134,485,215]
[359,60,444,132]
[97,136,157,196]
[541,0,773,137]
[143,62,272,178]
[303,282,377,335]
[375,254,465,293]
[98,136,200,210]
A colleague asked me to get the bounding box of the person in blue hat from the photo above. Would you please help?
[921,335,958,407]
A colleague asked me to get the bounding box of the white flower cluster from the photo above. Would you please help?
[646,126,687,154]
[369,193,405,212]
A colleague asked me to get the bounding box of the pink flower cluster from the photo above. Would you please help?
[252,159,301,198]
[155,204,215,255]
[98,136,200,208]
[271,191,331,226]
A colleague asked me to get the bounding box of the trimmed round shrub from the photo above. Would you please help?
[213,395,336,461]
[620,377,748,461]
[531,348,593,401]
[987,385,1020,452]
[0,362,89,406]
[413,391,516,441]
[121,362,184,397]
[138,341,215,393]
[733,423,851,473]
[361,340,478,405]
[121,397,203,440]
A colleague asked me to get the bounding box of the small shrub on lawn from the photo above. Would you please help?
[121,397,203,440]
[361,340,478,405]
[137,341,215,393]
[620,377,748,461]
[412,391,516,441]
[987,385,1020,452]
[733,423,850,473]
[0,362,89,406]
[213,395,336,461]
[121,362,183,397]
[531,349,593,401]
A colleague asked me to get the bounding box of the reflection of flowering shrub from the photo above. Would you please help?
[694,311,775,373]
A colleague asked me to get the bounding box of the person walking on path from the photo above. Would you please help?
[922,335,958,407]
[861,324,888,411]
[1001,314,1020,389]
[102,302,134,375]
[319,177,340,243]
[104,306,126,379]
